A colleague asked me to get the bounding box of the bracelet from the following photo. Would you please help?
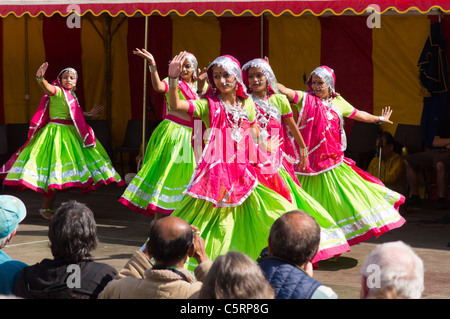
[299,147,308,157]
[36,76,44,83]
[149,64,157,73]
[168,77,178,88]
[377,116,385,124]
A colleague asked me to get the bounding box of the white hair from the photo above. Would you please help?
[361,241,424,299]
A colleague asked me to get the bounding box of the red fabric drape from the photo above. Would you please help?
[320,16,373,136]
[127,16,172,121]
[219,17,262,66]
[43,16,84,109]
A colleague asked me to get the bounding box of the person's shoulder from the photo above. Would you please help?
[88,261,118,274]
[311,285,338,299]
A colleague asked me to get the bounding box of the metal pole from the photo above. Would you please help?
[260,14,264,58]
[24,15,30,121]
[142,16,149,156]
[377,144,382,180]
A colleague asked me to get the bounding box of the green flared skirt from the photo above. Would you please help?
[3,122,124,195]
[278,167,351,262]
[297,161,405,246]
[119,119,196,217]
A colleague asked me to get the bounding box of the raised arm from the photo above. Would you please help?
[35,62,56,96]
[167,51,191,113]
[352,106,393,124]
[133,48,166,93]
[278,83,297,103]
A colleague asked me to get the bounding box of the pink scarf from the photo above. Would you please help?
[184,96,257,206]
[184,95,292,206]
[253,95,300,187]
[292,92,344,175]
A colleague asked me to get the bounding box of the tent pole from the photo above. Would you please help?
[260,14,264,58]
[25,15,30,121]
[106,14,112,128]
[142,15,149,157]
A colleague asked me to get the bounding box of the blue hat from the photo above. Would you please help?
[0,195,27,238]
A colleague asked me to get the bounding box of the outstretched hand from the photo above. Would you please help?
[198,67,207,82]
[88,104,104,118]
[36,62,49,79]
[380,106,393,124]
[168,51,188,79]
[133,48,156,65]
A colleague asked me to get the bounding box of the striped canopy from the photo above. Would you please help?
[0,0,450,17]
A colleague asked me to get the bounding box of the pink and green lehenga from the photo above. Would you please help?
[0,84,124,195]
[118,78,199,217]
[291,87,405,246]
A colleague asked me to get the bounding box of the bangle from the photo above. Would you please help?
[299,147,308,157]
[168,77,178,88]
[377,116,385,124]
[36,76,44,83]
[149,64,157,73]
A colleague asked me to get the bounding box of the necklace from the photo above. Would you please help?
[183,79,199,98]
[251,93,281,142]
[219,96,246,143]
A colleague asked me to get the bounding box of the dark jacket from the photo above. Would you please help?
[259,256,321,299]
[15,258,117,299]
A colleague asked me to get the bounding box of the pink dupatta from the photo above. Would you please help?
[292,92,344,175]
[184,96,259,207]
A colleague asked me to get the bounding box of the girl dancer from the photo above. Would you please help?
[0,62,124,219]
[242,58,350,262]
[279,66,405,245]
[119,49,206,220]
[166,52,300,268]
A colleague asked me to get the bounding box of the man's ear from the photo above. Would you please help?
[187,243,195,258]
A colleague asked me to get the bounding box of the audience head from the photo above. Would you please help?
[268,210,320,267]
[360,241,424,299]
[378,131,397,157]
[199,251,274,299]
[49,200,98,264]
[148,216,194,265]
[0,195,27,249]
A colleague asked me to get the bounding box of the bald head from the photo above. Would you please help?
[154,216,191,241]
[269,210,320,266]
[149,216,194,265]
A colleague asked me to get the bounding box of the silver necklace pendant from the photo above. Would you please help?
[231,128,243,143]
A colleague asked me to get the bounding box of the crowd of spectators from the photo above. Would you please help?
[0,196,425,300]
